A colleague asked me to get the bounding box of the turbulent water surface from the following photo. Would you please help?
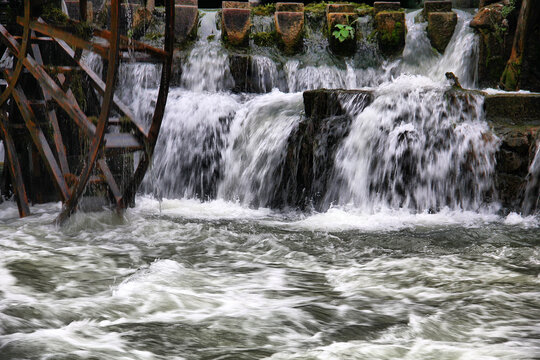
[1,8,539,360]
[0,200,539,360]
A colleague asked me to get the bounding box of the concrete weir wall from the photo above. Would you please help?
[296,89,540,213]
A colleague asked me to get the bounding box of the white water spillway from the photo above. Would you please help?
[128,9,507,215]
[1,6,539,360]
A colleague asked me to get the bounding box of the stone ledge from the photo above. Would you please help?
[326,3,355,14]
[424,1,452,14]
[276,2,304,12]
[484,93,540,125]
[373,2,401,14]
[223,1,250,9]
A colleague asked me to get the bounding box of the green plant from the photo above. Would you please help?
[501,0,515,19]
[332,23,354,42]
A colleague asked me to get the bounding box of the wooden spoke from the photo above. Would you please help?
[0,111,30,217]
[19,18,109,58]
[97,158,123,208]
[31,34,70,175]
[11,84,71,201]
[0,0,175,221]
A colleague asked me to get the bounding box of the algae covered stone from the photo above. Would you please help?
[427,11,457,53]
[375,10,406,57]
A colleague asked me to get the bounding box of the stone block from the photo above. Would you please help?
[175,4,198,43]
[427,11,457,53]
[275,11,304,54]
[176,0,197,5]
[326,4,355,14]
[327,12,358,56]
[276,2,304,12]
[222,8,251,46]
[424,1,452,14]
[223,1,250,9]
[452,0,479,7]
[484,94,540,125]
[374,11,406,56]
[373,2,401,14]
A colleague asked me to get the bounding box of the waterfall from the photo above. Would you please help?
[523,145,540,215]
[142,90,240,199]
[113,7,505,214]
[330,76,498,212]
[217,92,304,206]
[181,10,233,92]
[401,9,479,88]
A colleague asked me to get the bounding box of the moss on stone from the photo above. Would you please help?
[251,31,277,47]
[42,3,93,40]
[41,3,69,26]
[304,2,372,16]
[251,3,275,16]
[500,61,522,91]
[379,21,404,53]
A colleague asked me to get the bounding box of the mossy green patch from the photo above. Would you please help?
[251,3,275,16]
[304,2,372,16]
[41,4,69,25]
[251,31,277,47]
[500,61,522,91]
[42,3,93,40]
[378,20,405,55]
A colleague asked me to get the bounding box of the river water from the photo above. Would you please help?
[1,9,539,360]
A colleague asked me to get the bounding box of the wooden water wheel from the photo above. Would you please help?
[0,0,174,222]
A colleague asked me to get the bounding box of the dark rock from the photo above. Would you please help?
[327,12,358,56]
[222,7,251,46]
[228,54,274,93]
[470,2,515,88]
[229,54,251,92]
[452,0,479,7]
[374,10,406,56]
[177,0,197,5]
[427,11,457,53]
[174,3,198,43]
[276,2,303,12]
[272,89,374,210]
[374,2,401,14]
[275,11,304,54]
[487,92,540,211]
[424,0,452,14]
[493,125,540,211]
[470,2,503,30]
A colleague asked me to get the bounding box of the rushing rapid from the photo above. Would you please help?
[0,7,538,360]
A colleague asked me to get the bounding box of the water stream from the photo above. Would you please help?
[0,8,539,360]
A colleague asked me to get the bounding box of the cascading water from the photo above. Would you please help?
[180,11,233,92]
[523,145,540,215]
[330,76,498,212]
[2,6,539,360]
[136,8,494,213]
